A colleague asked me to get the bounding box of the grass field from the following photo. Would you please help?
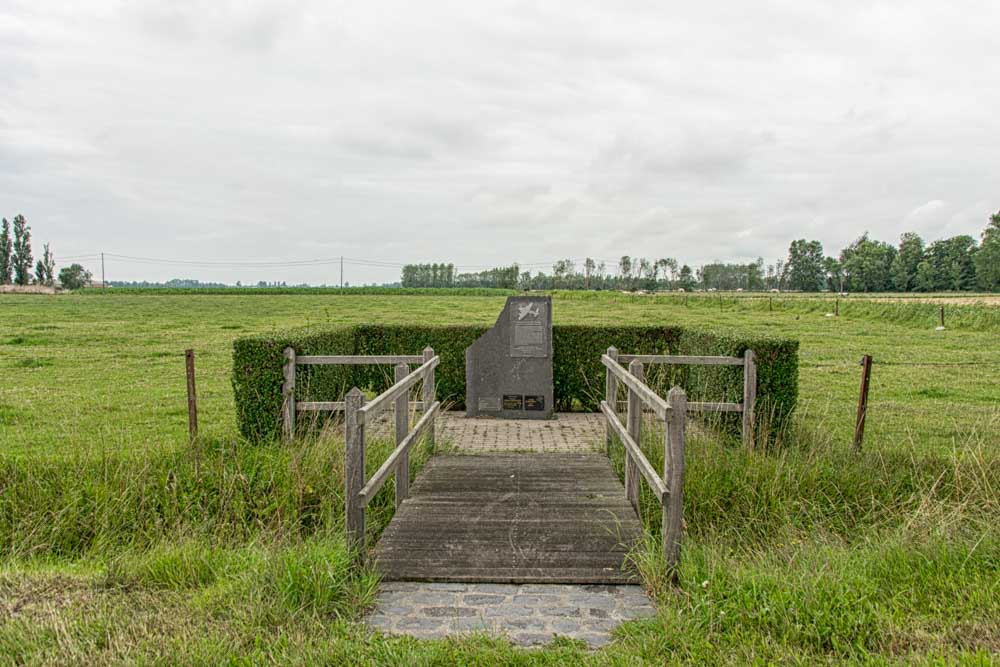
[0,291,997,664]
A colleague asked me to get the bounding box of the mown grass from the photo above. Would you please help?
[0,291,998,663]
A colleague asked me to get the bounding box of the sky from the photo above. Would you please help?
[1,1,997,285]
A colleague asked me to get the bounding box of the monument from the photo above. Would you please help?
[465,295,554,419]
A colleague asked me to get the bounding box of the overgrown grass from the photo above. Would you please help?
[1,291,998,663]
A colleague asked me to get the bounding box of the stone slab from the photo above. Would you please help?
[465,296,553,419]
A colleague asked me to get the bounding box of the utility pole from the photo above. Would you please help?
[101,252,106,288]
[340,256,343,289]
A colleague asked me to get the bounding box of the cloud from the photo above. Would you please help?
[0,1,998,283]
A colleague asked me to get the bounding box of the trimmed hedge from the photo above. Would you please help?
[233,325,798,442]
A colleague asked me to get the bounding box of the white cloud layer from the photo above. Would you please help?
[1,0,997,283]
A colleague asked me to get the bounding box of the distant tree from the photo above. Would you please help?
[11,214,32,286]
[890,232,925,292]
[618,256,632,289]
[824,256,844,292]
[975,210,1000,291]
[34,243,55,286]
[839,233,896,292]
[0,218,11,284]
[914,260,936,292]
[784,239,826,291]
[926,235,977,291]
[57,263,92,290]
[677,264,696,290]
[583,257,595,289]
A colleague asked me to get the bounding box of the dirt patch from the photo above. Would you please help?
[0,285,58,295]
[0,575,99,622]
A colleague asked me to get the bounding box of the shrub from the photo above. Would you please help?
[233,325,799,443]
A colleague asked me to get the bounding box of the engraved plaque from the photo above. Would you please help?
[478,397,501,412]
[524,395,545,411]
[502,394,524,410]
[509,301,548,358]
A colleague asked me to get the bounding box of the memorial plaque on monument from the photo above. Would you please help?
[465,296,554,419]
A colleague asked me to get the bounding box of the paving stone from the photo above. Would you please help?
[368,580,656,648]
[397,617,447,632]
[546,606,582,617]
[426,583,468,592]
[510,632,554,646]
[551,618,586,635]
[463,594,506,605]
[422,606,478,618]
[484,605,533,618]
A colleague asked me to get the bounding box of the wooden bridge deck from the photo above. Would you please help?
[374,454,643,584]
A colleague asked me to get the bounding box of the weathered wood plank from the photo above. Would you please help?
[618,354,743,365]
[601,355,670,420]
[686,401,743,413]
[359,355,439,422]
[600,401,668,502]
[297,354,423,365]
[373,453,642,584]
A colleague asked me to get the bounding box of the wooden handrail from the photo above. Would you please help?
[297,354,424,365]
[296,400,426,412]
[358,401,440,504]
[600,401,667,501]
[618,354,743,366]
[358,355,440,422]
[601,354,670,420]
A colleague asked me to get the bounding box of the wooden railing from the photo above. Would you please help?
[610,347,757,447]
[281,348,433,440]
[343,351,440,559]
[600,352,687,569]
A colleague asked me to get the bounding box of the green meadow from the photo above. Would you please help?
[0,291,997,664]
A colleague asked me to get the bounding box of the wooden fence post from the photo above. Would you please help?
[605,346,619,455]
[664,387,687,570]
[282,347,296,441]
[625,360,643,512]
[394,363,410,509]
[185,349,198,441]
[742,349,757,448]
[422,347,436,452]
[835,297,840,316]
[939,306,945,329]
[853,355,872,451]
[345,387,366,558]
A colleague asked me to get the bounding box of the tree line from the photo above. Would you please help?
[0,214,92,289]
[401,211,1000,292]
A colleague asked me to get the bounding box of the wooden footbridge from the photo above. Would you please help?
[281,346,756,584]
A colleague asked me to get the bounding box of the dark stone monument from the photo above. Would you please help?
[465,295,554,419]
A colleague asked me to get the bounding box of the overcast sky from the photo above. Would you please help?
[1,1,997,284]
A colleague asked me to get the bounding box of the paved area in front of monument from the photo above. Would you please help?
[366,581,657,648]
[366,413,658,649]
[438,412,604,453]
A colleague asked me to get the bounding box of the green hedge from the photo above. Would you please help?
[232,325,798,442]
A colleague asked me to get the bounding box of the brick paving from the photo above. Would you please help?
[366,582,656,648]
[438,412,604,454]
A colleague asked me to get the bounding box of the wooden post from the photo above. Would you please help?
[835,297,839,317]
[769,297,772,312]
[939,306,945,328]
[605,346,619,454]
[422,347,436,452]
[742,349,757,448]
[282,347,296,441]
[345,387,366,558]
[853,355,872,450]
[663,387,687,569]
[185,349,198,441]
[394,363,410,510]
[625,360,643,512]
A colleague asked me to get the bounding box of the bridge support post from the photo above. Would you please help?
[742,349,757,449]
[394,363,410,510]
[664,387,687,570]
[345,387,366,559]
[282,347,296,441]
[422,347,436,452]
[625,359,643,512]
[605,346,619,455]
